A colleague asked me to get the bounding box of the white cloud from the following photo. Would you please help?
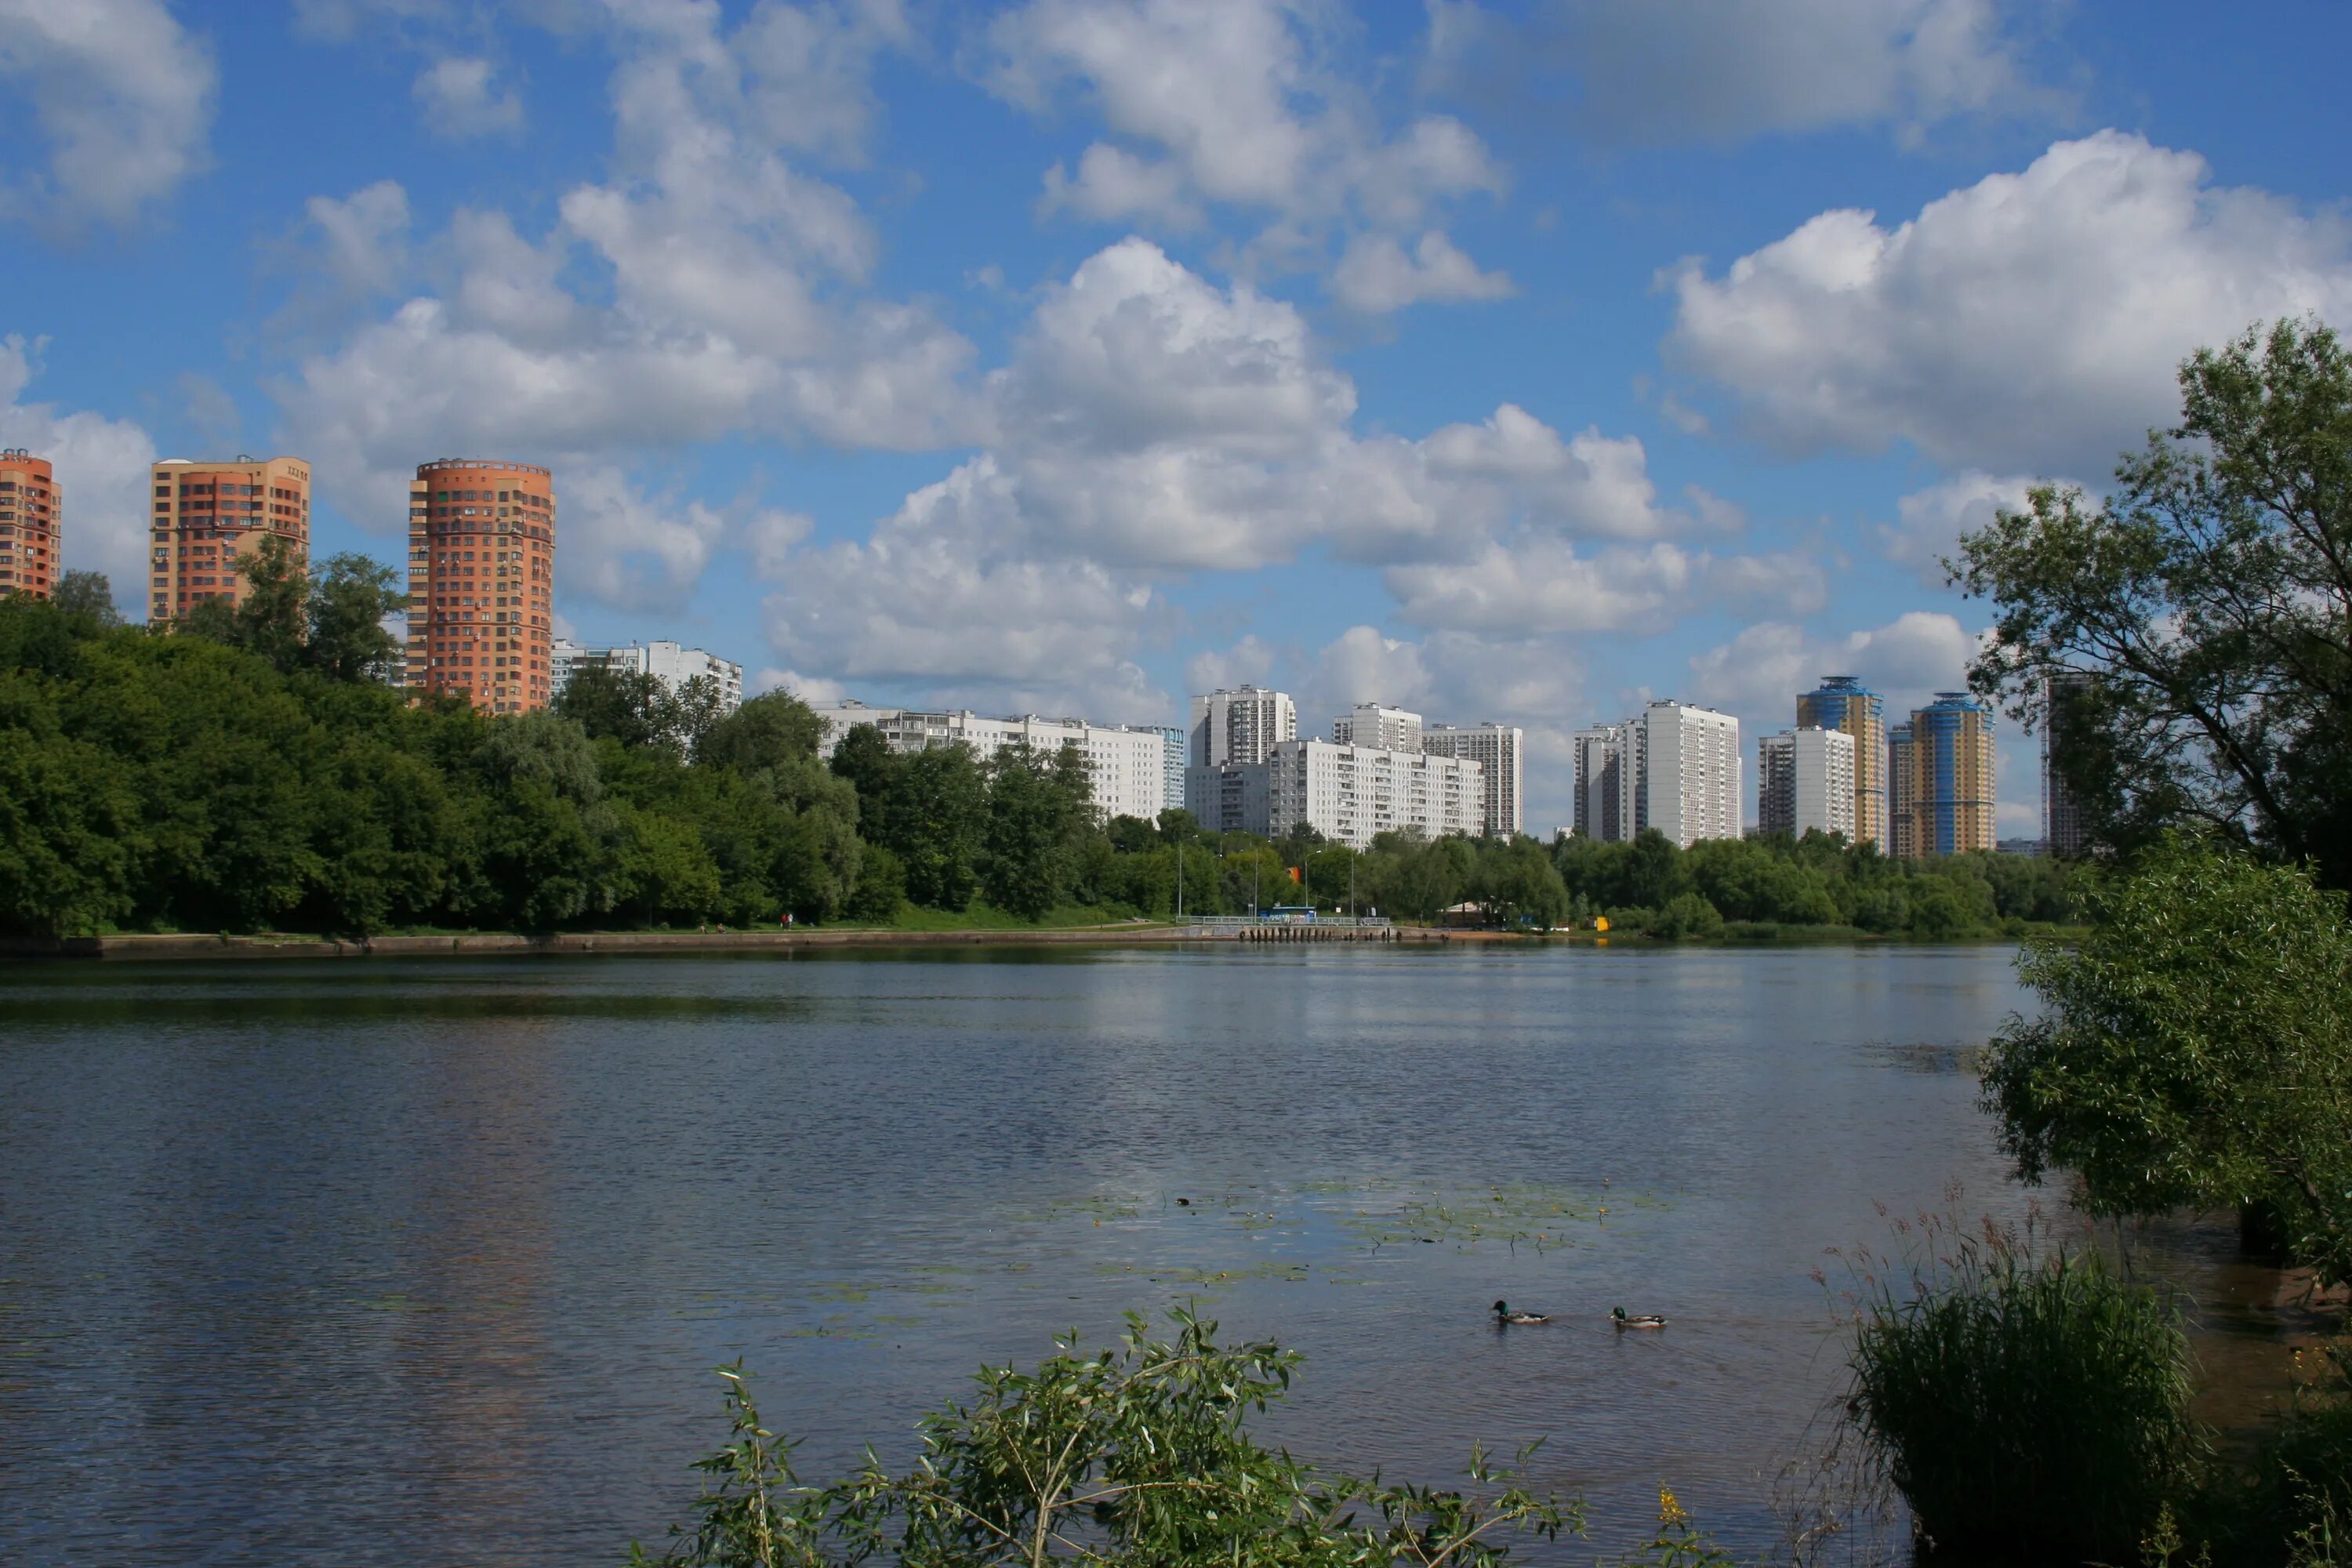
[412,56,524,139]
[0,337,158,608]
[1881,470,2045,584]
[1685,611,1986,731]
[558,466,729,612]
[1664,132,2352,474]
[278,1,977,609]
[0,0,215,232]
[1385,539,1704,636]
[1418,405,1740,539]
[986,0,1508,304]
[1331,230,1514,314]
[304,181,415,299]
[1429,0,2039,147]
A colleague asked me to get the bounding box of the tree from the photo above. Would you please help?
[557,666,686,753]
[230,532,311,673]
[699,691,824,774]
[49,571,120,628]
[1982,835,2352,1285]
[982,742,1093,920]
[1955,318,2352,887]
[304,552,406,681]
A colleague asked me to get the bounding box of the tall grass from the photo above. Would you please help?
[1840,1211,2206,1560]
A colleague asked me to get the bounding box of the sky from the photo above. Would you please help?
[5,0,2350,836]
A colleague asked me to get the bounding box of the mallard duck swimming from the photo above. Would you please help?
[1610,1307,1667,1328]
[1493,1299,1549,1325]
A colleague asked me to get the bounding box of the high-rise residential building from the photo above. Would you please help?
[1421,722,1524,837]
[1887,724,1917,858]
[1897,691,1997,856]
[1188,685,1296,768]
[0,450,60,600]
[1144,725,1185,822]
[1796,675,1887,848]
[405,459,557,714]
[1571,702,1740,848]
[1638,700,1740,849]
[1573,722,1628,840]
[1265,739,1483,851]
[2045,670,2095,859]
[1759,726,1857,840]
[148,456,310,622]
[808,702,1172,822]
[1331,702,1423,753]
[551,638,744,713]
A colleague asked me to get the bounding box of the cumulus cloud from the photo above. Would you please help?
[0,337,158,607]
[558,466,730,612]
[0,0,216,232]
[412,56,524,138]
[1428,0,2042,147]
[1385,539,1704,635]
[1685,611,1986,731]
[1331,230,1515,314]
[1664,132,2352,474]
[277,1,976,608]
[986,0,1508,308]
[1881,470,2047,584]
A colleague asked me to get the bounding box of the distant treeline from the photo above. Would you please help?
[0,591,2080,938]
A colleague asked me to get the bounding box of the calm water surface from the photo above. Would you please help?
[0,942,2255,1564]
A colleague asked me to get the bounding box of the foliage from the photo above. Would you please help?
[1982,834,2352,1285]
[0,597,871,936]
[1551,827,2080,941]
[49,571,121,627]
[629,1308,1588,1568]
[1840,1214,2205,1560]
[1954,318,2352,887]
[177,534,409,681]
[558,666,728,757]
[2216,1338,2352,1568]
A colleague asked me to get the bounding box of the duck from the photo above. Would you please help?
[1610,1306,1667,1329]
[1493,1299,1550,1325]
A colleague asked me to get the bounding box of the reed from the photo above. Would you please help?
[1842,1218,2205,1560]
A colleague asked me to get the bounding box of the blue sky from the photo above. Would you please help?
[6,0,2351,833]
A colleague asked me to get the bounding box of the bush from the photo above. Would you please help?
[630,1309,1583,1568]
[1846,1225,2205,1560]
[1646,893,1723,939]
[2207,1338,2352,1567]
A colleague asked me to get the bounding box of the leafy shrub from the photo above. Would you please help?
[1844,1222,2205,1559]
[1646,893,1723,939]
[630,1309,1582,1568]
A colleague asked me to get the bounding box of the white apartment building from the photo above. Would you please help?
[1573,702,1740,848]
[1331,702,1423,753]
[1421,722,1524,837]
[1640,701,1741,848]
[1266,740,1484,851]
[808,701,1171,822]
[552,638,745,713]
[1189,685,1297,768]
[1759,726,1858,840]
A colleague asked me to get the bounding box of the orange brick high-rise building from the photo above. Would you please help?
[0,450,62,599]
[150,456,311,621]
[405,459,556,713]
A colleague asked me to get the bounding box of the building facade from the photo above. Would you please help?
[2045,670,2094,859]
[552,638,744,712]
[1795,675,1887,848]
[1421,722,1524,837]
[1887,724,1917,858]
[405,459,557,713]
[1188,685,1297,768]
[149,456,310,622]
[1639,701,1740,849]
[1759,725,1858,840]
[1331,702,1423,753]
[809,702,1171,822]
[0,450,59,600]
[1572,722,1628,840]
[1265,740,1483,851]
[1896,692,1997,857]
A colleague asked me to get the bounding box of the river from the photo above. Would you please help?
[0,942,2288,1565]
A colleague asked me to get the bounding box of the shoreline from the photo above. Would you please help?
[0,923,1516,961]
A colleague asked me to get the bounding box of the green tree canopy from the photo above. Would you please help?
[1955,318,2352,887]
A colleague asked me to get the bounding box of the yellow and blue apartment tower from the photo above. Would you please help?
[1796,675,1886,848]
[1896,692,1996,857]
